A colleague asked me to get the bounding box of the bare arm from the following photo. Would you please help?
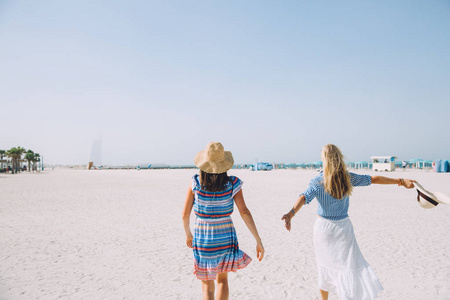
[281,194,306,231]
[182,185,195,248]
[234,189,265,261]
[371,176,415,188]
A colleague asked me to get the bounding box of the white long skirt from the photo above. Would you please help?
[314,217,383,300]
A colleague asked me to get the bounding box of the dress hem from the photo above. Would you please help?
[317,263,384,300]
[193,253,252,281]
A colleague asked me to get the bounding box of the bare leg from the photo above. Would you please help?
[202,280,215,300]
[216,272,229,300]
[320,289,329,300]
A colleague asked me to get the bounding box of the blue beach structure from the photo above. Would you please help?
[297,163,307,169]
[250,162,273,171]
[408,158,425,169]
[424,160,433,168]
[281,163,299,169]
[354,161,369,169]
[307,161,323,169]
[432,160,450,172]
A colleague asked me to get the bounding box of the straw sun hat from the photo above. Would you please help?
[414,181,450,209]
[194,142,234,174]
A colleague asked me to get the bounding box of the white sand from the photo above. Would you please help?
[1,169,449,299]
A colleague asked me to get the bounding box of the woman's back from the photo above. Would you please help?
[192,175,242,219]
[301,172,372,220]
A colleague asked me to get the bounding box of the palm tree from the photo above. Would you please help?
[0,150,5,171]
[18,147,26,171]
[17,147,26,172]
[32,153,40,172]
[6,148,18,174]
[6,147,26,174]
[25,150,35,172]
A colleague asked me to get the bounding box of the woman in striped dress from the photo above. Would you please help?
[183,142,264,300]
[282,144,415,300]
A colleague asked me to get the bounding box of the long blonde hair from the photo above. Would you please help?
[321,144,352,199]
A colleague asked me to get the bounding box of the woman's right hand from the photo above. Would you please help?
[256,240,265,261]
[186,233,193,248]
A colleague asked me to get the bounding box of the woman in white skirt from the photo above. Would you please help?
[282,144,415,300]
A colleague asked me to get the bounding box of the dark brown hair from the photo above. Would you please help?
[199,170,230,192]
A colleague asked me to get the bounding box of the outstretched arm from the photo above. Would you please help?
[371,176,415,188]
[282,194,306,231]
[182,185,195,248]
[234,189,265,261]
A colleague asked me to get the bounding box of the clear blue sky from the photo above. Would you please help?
[1,0,449,165]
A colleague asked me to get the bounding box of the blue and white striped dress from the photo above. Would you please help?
[302,172,384,300]
[191,175,251,280]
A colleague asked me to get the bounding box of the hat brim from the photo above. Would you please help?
[414,181,439,209]
[194,151,234,174]
[432,191,450,204]
[414,182,438,200]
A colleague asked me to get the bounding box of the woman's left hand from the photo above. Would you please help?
[256,240,265,261]
[402,179,416,189]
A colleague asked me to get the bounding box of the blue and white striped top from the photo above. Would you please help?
[301,172,372,220]
[191,175,243,219]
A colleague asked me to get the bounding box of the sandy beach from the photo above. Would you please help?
[1,168,449,299]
